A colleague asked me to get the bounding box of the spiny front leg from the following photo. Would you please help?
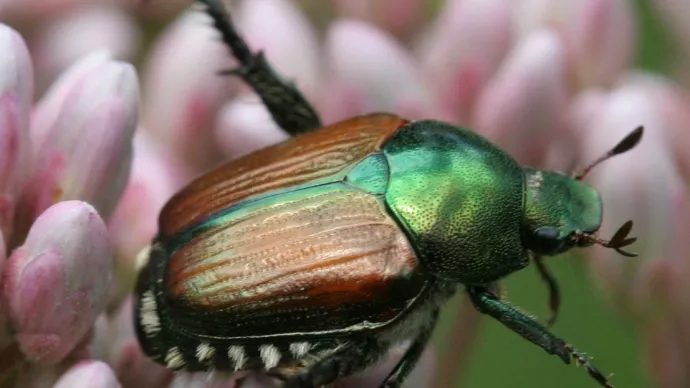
[197,0,322,136]
[468,285,613,388]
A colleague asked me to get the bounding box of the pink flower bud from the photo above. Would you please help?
[32,5,141,92]
[170,372,242,388]
[515,0,635,87]
[635,190,690,387]
[318,82,369,124]
[214,96,289,159]
[0,233,8,345]
[31,50,110,142]
[620,72,690,183]
[630,185,690,316]
[132,0,190,21]
[474,29,570,167]
[570,89,610,138]
[108,132,184,274]
[17,50,138,242]
[329,0,424,38]
[419,0,514,123]
[3,201,113,363]
[0,24,33,243]
[324,20,436,121]
[108,298,173,388]
[645,319,690,388]
[0,0,80,23]
[235,0,321,101]
[578,81,686,308]
[141,10,237,172]
[566,0,636,87]
[575,80,690,388]
[0,233,5,291]
[53,361,120,388]
[86,314,110,362]
[335,344,435,388]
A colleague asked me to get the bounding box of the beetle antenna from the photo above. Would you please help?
[573,126,644,180]
[573,220,639,257]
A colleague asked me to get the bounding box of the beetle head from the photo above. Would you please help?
[521,126,643,258]
[522,169,602,255]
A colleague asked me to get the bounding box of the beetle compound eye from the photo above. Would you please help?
[535,227,559,240]
[532,226,563,254]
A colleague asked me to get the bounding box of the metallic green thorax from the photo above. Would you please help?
[381,120,527,284]
[522,168,603,243]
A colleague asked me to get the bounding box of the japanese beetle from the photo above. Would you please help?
[133,1,643,387]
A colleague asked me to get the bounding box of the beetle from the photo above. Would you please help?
[133,1,643,387]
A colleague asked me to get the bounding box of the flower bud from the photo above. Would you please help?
[620,72,690,182]
[108,132,183,274]
[108,298,173,388]
[32,5,140,91]
[0,233,8,345]
[578,81,686,311]
[515,0,635,87]
[53,361,121,388]
[566,0,636,87]
[3,201,113,363]
[235,0,321,101]
[16,50,138,243]
[214,96,289,159]
[324,20,436,122]
[419,0,514,123]
[0,24,32,243]
[474,29,570,167]
[329,0,424,39]
[141,10,236,172]
[170,372,242,388]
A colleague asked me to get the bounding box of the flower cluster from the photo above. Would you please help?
[0,0,689,387]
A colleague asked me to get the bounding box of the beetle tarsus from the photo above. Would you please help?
[197,0,322,136]
[565,344,615,388]
[468,285,613,387]
[534,255,560,327]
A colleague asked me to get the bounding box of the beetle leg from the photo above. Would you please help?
[197,0,322,136]
[534,255,561,327]
[467,286,613,388]
[281,339,386,388]
[379,309,439,388]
